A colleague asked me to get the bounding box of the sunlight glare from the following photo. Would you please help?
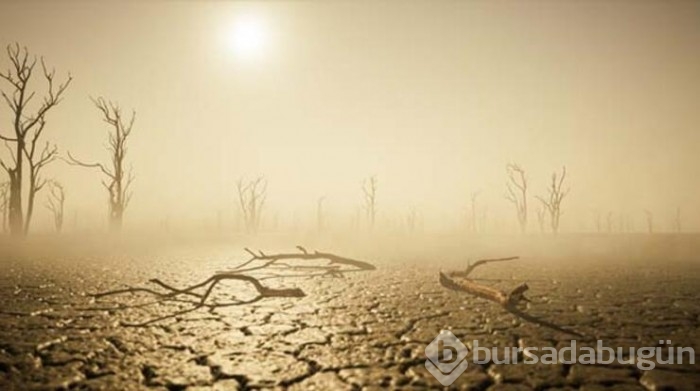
[226,14,267,61]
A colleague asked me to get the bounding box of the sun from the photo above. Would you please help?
[225,14,267,61]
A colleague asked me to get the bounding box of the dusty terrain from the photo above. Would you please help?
[0,236,699,390]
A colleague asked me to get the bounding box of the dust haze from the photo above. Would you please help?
[0,1,698,240]
[0,2,699,390]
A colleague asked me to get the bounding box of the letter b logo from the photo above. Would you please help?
[425,330,469,386]
[438,339,458,363]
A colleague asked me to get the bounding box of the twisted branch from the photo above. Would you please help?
[92,247,375,326]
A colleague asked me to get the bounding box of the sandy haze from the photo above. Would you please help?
[0,1,698,237]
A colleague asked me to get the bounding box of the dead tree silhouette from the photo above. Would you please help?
[0,181,8,233]
[536,166,568,234]
[92,247,376,327]
[45,180,65,233]
[362,175,377,230]
[644,210,654,234]
[0,44,72,236]
[67,97,134,232]
[674,207,682,233]
[236,176,267,234]
[536,205,546,234]
[594,210,602,233]
[505,163,528,233]
[406,207,419,234]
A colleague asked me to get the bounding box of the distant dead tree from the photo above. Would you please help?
[536,205,546,234]
[67,97,135,232]
[594,211,602,233]
[45,180,65,233]
[406,207,419,234]
[674,207,682,233]
[236,176,267,234]
[0,44,72,236]
[505,164,528,233]
[480,207,488,234]
[316,196,325,232]
[468,191,480,233]
[362,176,377,230]
[536,166,568,235]
[644,210,653,234]
[0,181,9,233]
[606,212,613,233]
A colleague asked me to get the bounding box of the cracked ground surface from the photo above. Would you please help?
[0,241,699,390]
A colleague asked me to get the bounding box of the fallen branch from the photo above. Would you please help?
[440,256,585,337]
[440,256,527,309]
[92,247,375,326]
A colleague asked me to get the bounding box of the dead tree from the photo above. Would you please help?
[505,164,528,233]
[45,180,65,233]
[674,207,682,233]
[0,44,71,236]
[0,181,8,233]
[362,175,377,230]
[536,166,568,234]
[67,97,134,232]
[536,205,546,234]
[644,210,653,234]
[606,212,613,233]
[236,177,267,234]
[92,247,376,326]
[618,213,626,233]
[406,207,420,234]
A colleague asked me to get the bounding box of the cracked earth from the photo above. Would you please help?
[0,242,699,390]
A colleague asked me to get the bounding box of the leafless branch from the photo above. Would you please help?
[505,163,528,233]
[536,166,568,234]
[91,247,376,327]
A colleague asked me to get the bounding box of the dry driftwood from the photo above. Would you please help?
[439,256,585,337]
[439,256,528,309]
[92,247,375,326]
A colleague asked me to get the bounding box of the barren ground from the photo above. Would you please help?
[0,238,699,390]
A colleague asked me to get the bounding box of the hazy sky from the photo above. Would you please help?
[0,1,699,232]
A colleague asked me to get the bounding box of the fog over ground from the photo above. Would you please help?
[0,1,699,235]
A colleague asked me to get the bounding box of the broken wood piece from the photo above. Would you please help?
[439,256,585,338]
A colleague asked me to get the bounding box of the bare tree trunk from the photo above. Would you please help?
[505,164,528,233]
[362,176,377,231]
[110,206,123,232]
[644,210,653,234]
[236,177,267,234]
[45,180,64,233]
[674,207,682,233]
[1,45,71,236]
[7,167,22,236]
[0,181,9,233]
[536,166,568,235]
[67,97,134,233]
[536,206,546,234]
